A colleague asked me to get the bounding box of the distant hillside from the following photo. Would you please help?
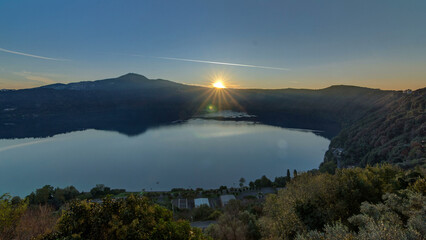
[40,73,187,91]
[321,88,426,170]
[234,85,399,127]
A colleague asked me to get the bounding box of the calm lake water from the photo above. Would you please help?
[0,118,330,196]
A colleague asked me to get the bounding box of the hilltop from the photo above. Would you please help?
[40,73,187,91]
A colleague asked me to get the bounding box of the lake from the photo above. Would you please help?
[0,117,330,196]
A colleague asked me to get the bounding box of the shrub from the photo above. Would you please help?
[297,190,425,240]
[205,199,261,240]
[14,205,58,240]
[192,205,215,221]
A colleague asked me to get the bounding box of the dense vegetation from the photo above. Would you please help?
[322,88,425,170]
[0,194,27,239]
[0,194,206,240]
[259,165,425,240]
[296,191,425,240]
[1,165,424,239]
[40,195,206,240]
[24,184,126,209]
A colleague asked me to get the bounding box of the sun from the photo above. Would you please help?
[213,81,226,89]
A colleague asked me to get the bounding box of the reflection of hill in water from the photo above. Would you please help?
[0,110,340,140]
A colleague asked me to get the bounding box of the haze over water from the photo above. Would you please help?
[0,118,330,196]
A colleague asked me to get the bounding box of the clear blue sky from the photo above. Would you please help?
[0,0,425,89]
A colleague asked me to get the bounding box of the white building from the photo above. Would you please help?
[194,198,210,207]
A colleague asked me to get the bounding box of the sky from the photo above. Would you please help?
[0,0,425,90]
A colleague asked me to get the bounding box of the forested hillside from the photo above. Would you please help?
[322,88,425,170]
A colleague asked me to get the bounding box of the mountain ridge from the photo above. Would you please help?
[39,73,187,91]
[14,73,411,92]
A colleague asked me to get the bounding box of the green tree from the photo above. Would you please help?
[239,178,246,188]
[254,176,272,189]
[286,169,291,181]
[90,184,108,198]
[192,205,215,221]
[273,176,287,188]
[27,185,54,205]
[0,194,27,239]
[27,185,82,208]
[62,186,80,201]
[41,195,207,240]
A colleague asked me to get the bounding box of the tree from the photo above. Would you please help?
[239,178,246,188]
[27,185,54,205]
[273,176,287,188]
[41,195,207,240]
[11,196,22,205]
[0,194,27,239]
[62,186,80,201]
[27,185,82,208]
[206,213,248,240]
[192,205,215,221]
[286,169,291,181]
[206,199,261,240]
[90,184,106,198]
[89,184,122,199]
[293,169,298,178]
[254,176,272,189]
[219,185,228,193]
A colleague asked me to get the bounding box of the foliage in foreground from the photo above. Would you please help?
[14,205,58,240]
[205,199,261,240]
[2,165,425,240]
[39,194,207,240]
[259,165,425,240]
[296,190,425,240]
[0,194,27,239]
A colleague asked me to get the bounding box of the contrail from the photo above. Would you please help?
[131,55,290,71]
[0,47,67,61]
[0,139,53,153]
[156,57,290,71]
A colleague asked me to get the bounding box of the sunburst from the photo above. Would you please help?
[213,81,226,89]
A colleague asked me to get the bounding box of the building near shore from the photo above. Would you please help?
[194,198,210,207]
[220,194,236,206]
[171,198,194,209]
